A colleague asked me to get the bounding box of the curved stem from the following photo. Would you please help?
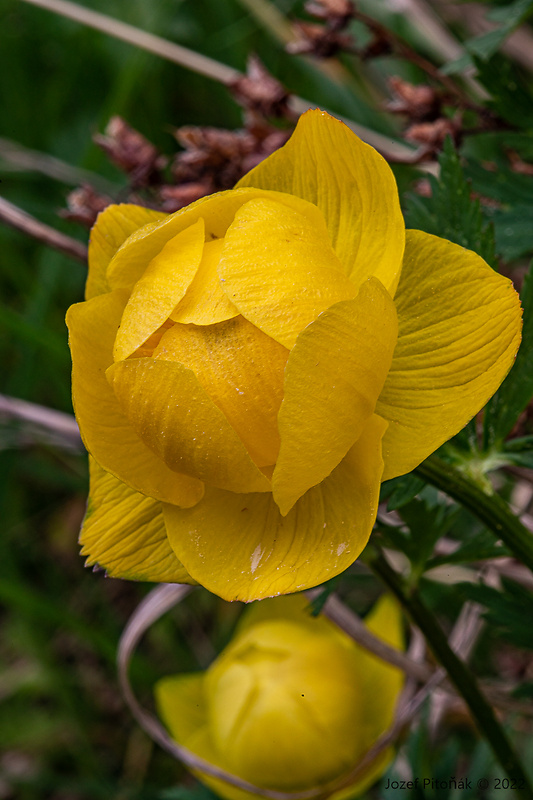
[414,455,533,573]
[367,548,533,799]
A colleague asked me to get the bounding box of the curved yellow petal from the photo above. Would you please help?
[163,415,387,602]
[81,458,194,583]
[273,280,397,514]
[355,595,404,744]
[377,230,523,480]
[105,187,328,292]
[155,680,254,800]
[86,204,165,300]
[170,238,239,325]
[153,317,289,468]
[67,291,204,507]
[113,218,205,362]
[236,109,405,296]
[107,357,271,494]
[218,197,357,348]
[206,622,363,789]
[155,673,208,745]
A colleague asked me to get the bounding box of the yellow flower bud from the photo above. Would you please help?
[155,593,405,800]
[67,110,522,601]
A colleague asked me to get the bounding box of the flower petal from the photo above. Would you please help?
[153,317,289,468]
[105,188,326,292]
[113,218,206,361]
[170,238,239,325]
[80,458,193,583]
[155,673,208,745]
[163,415,387,602]
[87,204,165,300]
[273,280,397,514]
[66,291,204,507]
[155,678,250,800]
[218,196,357,348]
[355,595,404,744]
[107,357,271,493]
[236,109,405,296]
[377,230,523,480]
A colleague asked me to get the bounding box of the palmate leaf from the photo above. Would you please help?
[484,262,533,445]
[466,0,533,61]
[473,53,533,129]
[378,494,459,574]
[426,530,511,570]
[466,157,533,262]
[460,578,533,650]
[380,473,426,511]
[404,138,496,268]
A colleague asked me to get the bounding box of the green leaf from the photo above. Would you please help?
[465,156,533,261]
[426,530,510,570]
[378,494,459,574]
[460,578,533,650]
[160,786,220,800]
[380,473,426,510]
[465,0,533,60]
[473,53,533,128]
[404,138,496,268]
[484,262,533,444]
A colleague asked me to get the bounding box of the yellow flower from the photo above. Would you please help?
[67,110,521,601]
[155,593,404,800]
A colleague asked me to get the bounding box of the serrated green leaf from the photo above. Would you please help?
[404,138,496,267]
[460,578,533,650]
[484,263,533,444]
[465,0,533,60]
[426,532,510,570]
[378,495,459,572]
[465,156,533,261]
[380,473,426,511]
[473,53,533,128]
[467,28,509,60]
[488,0,533,25]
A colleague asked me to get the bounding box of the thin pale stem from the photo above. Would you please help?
[19,0,417,162]
[0,196,87,263]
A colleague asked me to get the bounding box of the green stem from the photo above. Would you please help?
[367,548,533,799]
[414,455,533,573]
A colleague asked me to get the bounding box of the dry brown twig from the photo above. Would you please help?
[0,196,87,263]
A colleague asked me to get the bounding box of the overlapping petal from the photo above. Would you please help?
[353,595,404,744]
[155,593,404,800]
[80,458,193,583]
[163,415,387,602]
[113,218,205,362]
[218,197,357,348]
[107,357,271,493]
[170,238,239,325]
[86,204,165,300]
[236,110,405,296]
[153,317,289,468]
[205,623,363,788]
[272,280,397,514]
[105,187,336,292]
[66,290,204,506]
[377,230,523,479]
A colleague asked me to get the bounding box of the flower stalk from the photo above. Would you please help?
[367,546,533,799]
[414,454,533,573]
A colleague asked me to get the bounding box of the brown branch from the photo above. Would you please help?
[352,7,484,112]
[0,196,87,263]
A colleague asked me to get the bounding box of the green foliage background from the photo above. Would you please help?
[2,0,533,798]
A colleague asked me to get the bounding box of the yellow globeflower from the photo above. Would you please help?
[155,594,404,800]
[67,110,522,601]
